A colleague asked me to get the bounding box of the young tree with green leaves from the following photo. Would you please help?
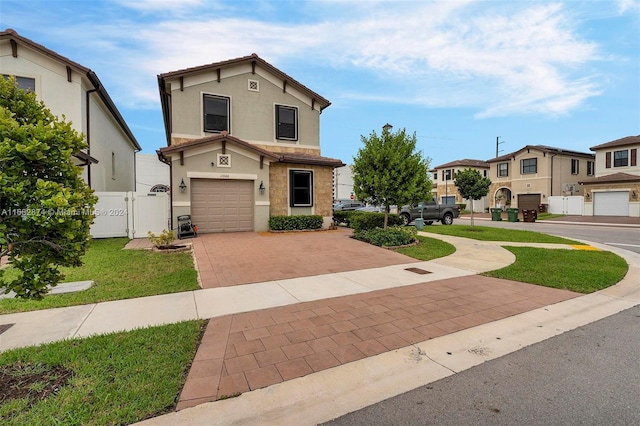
[454,168,492,227]
[352,126,432,229]
[0,77,97,299]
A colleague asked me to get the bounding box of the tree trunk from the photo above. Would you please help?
[384,206,390,230]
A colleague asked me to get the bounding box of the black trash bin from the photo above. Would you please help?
[522,209,537,223]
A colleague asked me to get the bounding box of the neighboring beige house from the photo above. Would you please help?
[334,165,355,202]
[157,54,343,232]
[0,29,140,191]
[580,135,640,217]
[431,159,490,212]
[486,145,595,211]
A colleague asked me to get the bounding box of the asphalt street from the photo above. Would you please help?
[323,305,640,426]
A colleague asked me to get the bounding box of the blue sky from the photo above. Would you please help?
[1,0,638,168]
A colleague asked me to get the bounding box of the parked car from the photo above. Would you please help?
[355,205,384,212]
[399,200,460,226]
[333,201,365,211]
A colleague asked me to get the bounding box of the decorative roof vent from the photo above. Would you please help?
[217,153,231,168]
[248,79,259,92]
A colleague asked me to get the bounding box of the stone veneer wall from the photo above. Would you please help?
[269,163,334,217]
[584,182,640,200]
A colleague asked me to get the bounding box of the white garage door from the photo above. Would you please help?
[593,191,629,216]
[191,179,254,232]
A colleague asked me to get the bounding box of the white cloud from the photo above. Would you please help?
[48,1,602,118]
[617,0,640,14]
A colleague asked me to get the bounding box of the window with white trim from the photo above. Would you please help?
[289,170,313,207]
[3,74,35,92]
[203,94,230,133]
[276,105,297,140]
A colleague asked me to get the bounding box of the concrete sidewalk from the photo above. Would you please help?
[0,232,638,425]
[0,233,519,351]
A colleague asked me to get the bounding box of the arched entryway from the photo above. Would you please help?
[494,187,512,210]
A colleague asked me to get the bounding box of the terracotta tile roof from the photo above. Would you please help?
[433,159,489,169]
[589,135,640,151]
[158,132,279,159]
[158,53,330,110]
[158,133,344,168]
[487,145,594,163]
[0,28,141,151]
[579,172,640,185]
[279,152,344,167]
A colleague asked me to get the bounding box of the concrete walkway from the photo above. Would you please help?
[0,231,638,425]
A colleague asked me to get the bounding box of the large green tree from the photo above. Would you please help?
[352,126,432,229]
[0,77,97,299]
[454,168,492,227]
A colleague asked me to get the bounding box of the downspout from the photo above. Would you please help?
[550,153,558,197]
[85,87,98,188]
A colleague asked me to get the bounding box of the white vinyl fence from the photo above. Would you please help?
[90,192,169,239]
[548,196,584,215]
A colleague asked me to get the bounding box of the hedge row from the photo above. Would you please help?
[269,215,323,231]
[333,211,403,230]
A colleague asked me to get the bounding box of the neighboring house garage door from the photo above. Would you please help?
[518,194,541,212]
[593,191,629,216]
[191,179,254,232]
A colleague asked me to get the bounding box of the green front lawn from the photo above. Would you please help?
[483,246,629,293]
[395,235,456,260]
[421,224,581,244]
[0,320,204,425]
[0,238,199,314]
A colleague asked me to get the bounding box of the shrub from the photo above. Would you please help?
[147,230,175,248]
[353,226,417,247]
[332,210,356,227]
[349,212,403,231]
[457,203,466,211]
[269,215,323,231]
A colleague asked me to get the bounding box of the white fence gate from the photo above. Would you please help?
[548,196,584,215]
[90,192,169,239]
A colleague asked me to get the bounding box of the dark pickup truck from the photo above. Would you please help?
[399,200,460,226]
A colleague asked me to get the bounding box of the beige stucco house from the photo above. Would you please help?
[431,159,490,212]
[580,135,640,217]
[157,54,343,233]
[0,29,140,191]
[486,145,595,211]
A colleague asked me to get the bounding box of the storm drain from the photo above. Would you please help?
[405,267,432,275]
[0,324,15,335]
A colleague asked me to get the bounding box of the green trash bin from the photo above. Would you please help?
[490,208,502,221]
[507,208,519,222]
[414,218,424,230]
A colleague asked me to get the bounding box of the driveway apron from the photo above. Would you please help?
[191,229,419,288]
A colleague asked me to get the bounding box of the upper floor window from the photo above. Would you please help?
[3,74,35,92]
[521,158,537,174]
[276,105,297,140]
[290,170,313,207]
[571,159,579,175]
[613,150,628,167]
[483,169,487,177]
[442,169,452,180]
[203,94,230,133]
[587,161,594,176]
[498,162,509,177]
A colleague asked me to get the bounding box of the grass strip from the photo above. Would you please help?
[482,246,629,293]
[0,238,199,314]
[421,225,581,244]
[395,235,456,260]
[0,320,204,425]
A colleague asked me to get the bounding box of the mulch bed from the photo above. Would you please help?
[0,362,74,406]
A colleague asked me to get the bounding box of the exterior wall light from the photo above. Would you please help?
[632,191,637,199]
[259,180,266,194]
[585,192,590,200]
[179,178,187,193]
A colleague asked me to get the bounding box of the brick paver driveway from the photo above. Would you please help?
[191,228,419,288]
